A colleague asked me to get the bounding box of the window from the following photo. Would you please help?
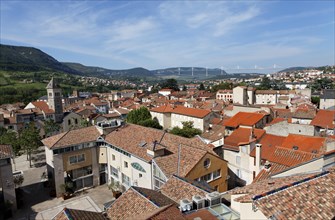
[154,178,165,190]
[69,156,77,164]
[200,173,212,182]
[213,169,221,179]
[111,166,118,178]
[75,119,78,124]
[139,173,142,178]
[204,158,211,168]
[69,154,85,164]
[236,156,241,165]
[68,119,71,125]
[131,162,146,172]
[78,154,85,162]
[122,173,130,186]
[237,169,241,178]
[49,93,52,97]
[124,161,128,168]
[112,154,115,160]
[55,92,60,97]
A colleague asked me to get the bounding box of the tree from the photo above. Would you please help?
[127,107,152,124]
[210,82,232,92]
[44,119,61,137]
[311,96,320,108]
[170,121,202,138]
[80,119,90,128]
[138,118,162,129]
[0,128,21,155]
[257,77,272,90]
[19,123,41,167]
[159,78,180,91]
[182,85,187,91]
[127,107,162,129]
[199,83,205,90]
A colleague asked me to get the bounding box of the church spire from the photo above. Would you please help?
[46,77,59,89]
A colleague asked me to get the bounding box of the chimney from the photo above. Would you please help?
[255,144,262,172]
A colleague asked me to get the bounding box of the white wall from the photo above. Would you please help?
[106,145,152,189]
[130,156,152,189]
[45,146,54,168]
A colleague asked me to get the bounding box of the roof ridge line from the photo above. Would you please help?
[172,175,212,193]
[131,187,160,208]
[52,130,70,148]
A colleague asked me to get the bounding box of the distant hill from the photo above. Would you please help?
[63,62,153,78]
[278,66,312,73]
[0,44,81,75]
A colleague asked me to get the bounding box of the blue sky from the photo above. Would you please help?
[1,1,334,72]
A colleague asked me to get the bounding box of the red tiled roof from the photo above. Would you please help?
[224,127,265,151]
[266,117,286,126]
[160,175,211,203]
[154,146,208,177]
[254,170,335,220]
[31,101,54,114]
[185,209,218,220]
[281,134,326,154]
[107,187,158,220]
[310,109,335,129]
[105,124,215,162]
[42,126,101,149]
[150,105,211,118]
[223,112,265,128]
[53,208,107,220]
[138,204,187,220]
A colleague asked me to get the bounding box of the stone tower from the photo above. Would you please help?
[46,78,63,123]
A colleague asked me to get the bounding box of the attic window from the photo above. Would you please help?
[292,146,299,150]
[204,158,211,169]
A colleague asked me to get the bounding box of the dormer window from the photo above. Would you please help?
[292,146,299,150]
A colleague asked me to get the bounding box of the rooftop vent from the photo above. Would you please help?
[180,199,192,212]
[206,192,221,206]
[264,161,271,170]
[138,141,147,147]
[192,195,205,210]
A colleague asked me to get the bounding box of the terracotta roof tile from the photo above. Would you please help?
[31,101,54,114]
[254,170,335,220]
[105,124,215,162]
[151,105,211,118]
[281,134,326,154]
[292,108,316,119]
[107,187,157,220]
[310,109,335,129]
[160,175,212,203]
[42,126,101,149]
[228,171,323,203]
[223,112,266,128]
[252,162,289,182]
[138,204,187,220]
[185,209,218,220]
[0,145,12,159]
[200,124,225,142]
[107,187,174,220]
[53,208,107,220]
[266,117,286,126]
[224,127,265,151]
[154,146,208,177]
